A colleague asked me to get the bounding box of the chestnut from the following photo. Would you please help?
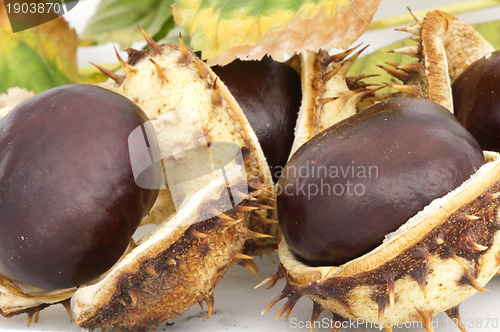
[212,56,302,181]
[277,98,484,266]
[0,84,160,289]
[452,50,500,152]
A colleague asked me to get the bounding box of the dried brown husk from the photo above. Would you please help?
[71,38,280,330]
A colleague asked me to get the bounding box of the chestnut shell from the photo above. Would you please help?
[277,98,484,266]
[452,50,500,152]
[212,57,301,181]
[0,84,159,289]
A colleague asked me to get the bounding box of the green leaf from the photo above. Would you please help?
[173,0,382,65]
[0,7,79,93]
[81,0,175,46]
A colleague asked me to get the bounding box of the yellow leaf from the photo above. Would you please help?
[0,3,78,93]
[173,0,382,65]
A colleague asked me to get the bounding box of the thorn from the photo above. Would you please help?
[324,266,336,279]
[395,23,421,35]
[191,229,209,239]
[262,285,291,315]
[389,45,420,58]
[194,60,210,79]
[385,327,393,332]
[415,246,441,264]
[61,299,73,322]
[377,64,410,82]
[416,308,435,332]
[384,83,421,97]
[198,301,204,310]
[34,311,39,323]
[310,302,324,332]
[251,203,275,210]
[90,62,125,85]
[231,252,254,261]
[248,181,274,195]
[211,77,222,106]
[260,217,279,224]
[331,313,346,332]
[346,74,379,90]
[232,190,257,202]
[463,269,488,292]
[245,229,274,239]
[408,7,423,23]
[255,276,275,289]
[435,234,445,245]
[489,192,500,201]
[323,45,360,65]
[463,231,488,251]
[384,272,396,310]
[149,59,169,83]
[210,208,235,221]
[410,264,428,299]
[274,292,301,321]
[129,289,138,308]
[239,259,259,277]
[144,263,158,276]
[396,61,424,73]
[179,32,189,58]
[464,215,480,220]
[219,218,243,227]
[376,296,388,328]
[137,25,163,55]
[204,294,214,320]
[445,306,467,332]
[114,46,137,77]
[256,267,284,290]
[323,46,368,82]
[27,313,33,327]
[235,205,260,212]
[318,97,338,107]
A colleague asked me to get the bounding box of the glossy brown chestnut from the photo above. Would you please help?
[453,50,500,152]
[212,56,302,181]
[277,98,484,266]
[0,84,160,289]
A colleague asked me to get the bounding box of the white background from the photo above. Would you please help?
[1,0,500,331]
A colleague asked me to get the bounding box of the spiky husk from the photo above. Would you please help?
[98,38,279,254]
[71,36,281,329]
[265,152,500,331]
[264,9,500,332]
[380,10,494,111]
[73,168,261,331]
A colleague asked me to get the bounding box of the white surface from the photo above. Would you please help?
[1,254,499,332]
[1,1,500,331]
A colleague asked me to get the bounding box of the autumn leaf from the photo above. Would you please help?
[81,0,175,46]
[173,0,383,66]
[0,5,78,93]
